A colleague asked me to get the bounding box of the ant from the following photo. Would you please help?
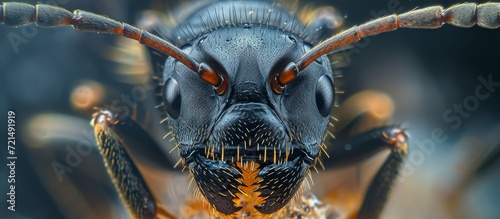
[1,1,499,218]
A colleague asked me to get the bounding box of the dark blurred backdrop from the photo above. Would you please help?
[1,0,499,218]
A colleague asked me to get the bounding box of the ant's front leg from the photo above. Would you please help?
[91,110,176,219]
[353,127,407,219]
[323,117,408,219]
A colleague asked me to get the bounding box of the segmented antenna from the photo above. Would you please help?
[0,2,228,95]
[271,3,500,94]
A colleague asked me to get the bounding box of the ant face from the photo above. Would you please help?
[162,3,335,213]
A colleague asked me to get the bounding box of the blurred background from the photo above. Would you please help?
[0,0,499,218]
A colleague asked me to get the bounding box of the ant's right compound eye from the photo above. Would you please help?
[315,75,334,117]
[163,78,182,119]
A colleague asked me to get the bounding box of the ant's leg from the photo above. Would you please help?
[354,128,408,219]
[92,110,177,171]
[321,116,408,219]
[323,124,404,168]
[92,110,176,219]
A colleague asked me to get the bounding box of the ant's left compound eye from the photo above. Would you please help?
[315,75,334,117]
[163,78,182,119]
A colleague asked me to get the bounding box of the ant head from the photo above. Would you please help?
[159,2,335,215]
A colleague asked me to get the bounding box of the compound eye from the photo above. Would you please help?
[315,75,334,117]
[163,78,182,119]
